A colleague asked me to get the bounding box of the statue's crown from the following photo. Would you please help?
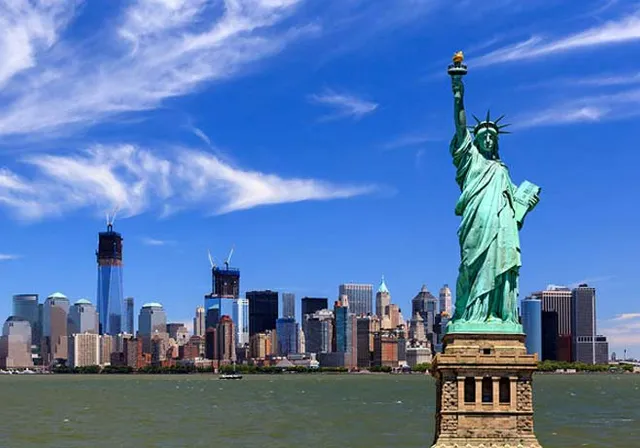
[470,110,511,136]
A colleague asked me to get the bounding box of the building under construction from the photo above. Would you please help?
[204,248,240,330]
[96,217,124,335]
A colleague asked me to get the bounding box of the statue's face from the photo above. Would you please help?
[476,131,498,159]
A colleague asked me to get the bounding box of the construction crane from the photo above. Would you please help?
[106,206,120,231]
[207,249,217,270]
[224,245,235,270]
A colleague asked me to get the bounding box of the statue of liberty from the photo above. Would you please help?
[446,52,540,334]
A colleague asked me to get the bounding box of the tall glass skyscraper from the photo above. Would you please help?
[282,293,295,319]
[12,294,39,346]
[96,222,124,335]
[124,297,135,334]
[233,298,249,346]
[338,284,373,316]
[521,296,542,357]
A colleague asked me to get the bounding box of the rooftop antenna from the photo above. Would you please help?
[224,245,235,270]
[207,249,216,270]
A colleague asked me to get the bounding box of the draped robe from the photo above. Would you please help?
[450,129,521,325]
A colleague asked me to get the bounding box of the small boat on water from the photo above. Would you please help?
[219,373,243,380]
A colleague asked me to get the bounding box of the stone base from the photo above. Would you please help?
[431,333,542,448]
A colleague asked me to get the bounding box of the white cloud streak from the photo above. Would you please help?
[381,133,438,150]
[613,313,640,321]
[141,237,175,246]
[0,253,20,261]
[600,313,640,348]
[0,144,373,221]
[473,13,640,66]
[0,0,314,137]
[309,89,378,121]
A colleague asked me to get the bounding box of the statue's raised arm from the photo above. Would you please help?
[448,51,467,142]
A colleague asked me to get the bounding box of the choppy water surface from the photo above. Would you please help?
[0,374,638,447]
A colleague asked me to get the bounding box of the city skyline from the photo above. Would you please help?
[0,1,638,356]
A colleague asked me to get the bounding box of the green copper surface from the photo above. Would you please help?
[446,54,540,335]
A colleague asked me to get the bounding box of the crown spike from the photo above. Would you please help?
[497,123,511,129]
[472,114,481,125]
[486,109,491,122]
[494,114,506,124]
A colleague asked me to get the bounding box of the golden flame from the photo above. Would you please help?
[452,51,464,63]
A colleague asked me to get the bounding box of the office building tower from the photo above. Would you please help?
[100,334,113,366]
[68,299,99,335]
[233,298,249,346]
[339,284,373,316]
[333,296,358,368]
[96,220,124,335]
[298,326,305,354]
[166,323,186,340]
[12,294,40,346]
[412,285,438,346]
[276,317,298,356]
[43,292,70,363]
[68,333,100,368]
[205,250,240,322]
[282,292,295,319]
[439,284,452,316]
[138,303,167,353]
[194,306,205,337]
[0,317,33,368]
[521,297,542,358]
[247,290,278,337]
[571,284,608,364]
[356,315,379,368]
[204,298,221,330]
[304,309,333,354]
[301,297,328,319]
[215,316,236,363]
[376,276,391,318]
[124,297,135,334]
[530,285,572,361]
[249,332,273,360]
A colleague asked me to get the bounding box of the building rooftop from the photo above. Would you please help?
[142,302,163,308]
[74,298,92,305]
[48,292,68,300]
[377,275,390,294]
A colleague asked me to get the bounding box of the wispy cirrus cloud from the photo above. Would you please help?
[515,86,640,128]
[0,253,20,261]
[0,0,315,138]
[309,89,378,121]
[0,144,374,221]
[381,133,439,150]
[613,313,640,321]
[600,313,640,349]
[472,12,640,66]
[141,237,175,246]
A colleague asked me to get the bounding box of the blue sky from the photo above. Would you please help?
[0,0,639,357]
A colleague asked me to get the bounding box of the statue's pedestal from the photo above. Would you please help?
[431,333,543,448]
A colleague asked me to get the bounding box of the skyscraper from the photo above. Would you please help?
[0,317,33,368]
[194,306,205,337]
[375,276,391,318]
[301,297,328,318]
[333,295,357,368]
[530,285,572,362]
[205,251,240,330]
[233,298,249,346]
[96,220,124,335]
[339,283,373,316]
[521,296,542,358]
[215,315,236,363]
[439,284,452,316]
[12,294,40,346]
[124,297,135,334]
[282,292,295,319]
[571,284,608,364]
[304,309,333,354]
[68,299,99,335]
[247,290,278,337]
[138,303,167,353]
[43,292,70,363]
[276,317,298,356]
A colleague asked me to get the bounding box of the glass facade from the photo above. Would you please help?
[68,300,99,335]
[43,294,70,362]
[204,295,221,330]
[521,297,542,357]
[276,317,298,356]
[247,290,278,336]
[125,297,135,335]
[97,264,124,335]
[338,284,373,316]
[12,294,39,346]
[233,298,249,346]
[282,293,295,319]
